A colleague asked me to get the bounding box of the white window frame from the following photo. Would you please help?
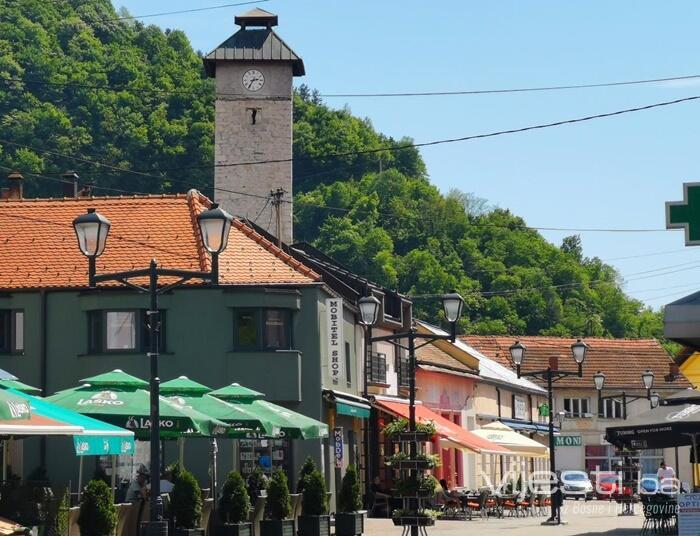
[563,397,590,418]
[105,311,137,351]
[602,398,623,419]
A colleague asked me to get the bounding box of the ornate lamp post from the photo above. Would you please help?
[593,369,659,419]
[359,291,464,536]
[73,203,233,536]
[509,338,588,525]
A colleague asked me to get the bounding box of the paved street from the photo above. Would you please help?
[365,502,644,536]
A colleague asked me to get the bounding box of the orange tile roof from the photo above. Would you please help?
[0,190,320,289]
[415,344,475,374]
[461,335,691,390]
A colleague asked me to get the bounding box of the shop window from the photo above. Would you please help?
[0,310,24,354]
[88,310,165,353]
[233,308,292,351]
[563,397,590,418]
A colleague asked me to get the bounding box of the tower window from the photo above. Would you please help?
[247,108,261,125]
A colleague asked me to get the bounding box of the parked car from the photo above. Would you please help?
[596,475,633,500]
[560,470,594,500]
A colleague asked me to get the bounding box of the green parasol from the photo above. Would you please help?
[46,370,229,439]
[0,389,31,421]
[161,377,279,437]
[210,383,328,439]
[0,380,42,394]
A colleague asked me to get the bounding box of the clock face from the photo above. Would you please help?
[242,69,264,92]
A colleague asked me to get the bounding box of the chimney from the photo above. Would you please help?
[7,171,23,199]
[61,170,79,198]
[549,355,559,370]
[667,362,680,382]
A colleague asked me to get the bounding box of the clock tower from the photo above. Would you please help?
[204,9,304,244]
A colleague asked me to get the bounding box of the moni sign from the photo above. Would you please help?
[555,435,582,447]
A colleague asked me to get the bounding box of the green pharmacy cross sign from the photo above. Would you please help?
[666,183,700,246]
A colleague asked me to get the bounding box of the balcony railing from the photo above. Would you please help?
[369,352,387,384]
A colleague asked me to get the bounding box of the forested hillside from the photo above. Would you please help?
[0,0,667,341]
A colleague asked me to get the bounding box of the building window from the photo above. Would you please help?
[345,342,352,387]
[397,354,410,388]
[233,309,292,351]
[88,310,165,353]
[563,397,590,418]
[0,310,24,354]
[602,398,623,419]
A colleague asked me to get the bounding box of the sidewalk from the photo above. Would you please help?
[364,501,644,536]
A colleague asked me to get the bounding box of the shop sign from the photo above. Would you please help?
[538,403,550,417]
[326,298,344,385]
[554,435,582,447]
[333,427,343,468]
[514,396,527,420]
[678,493,700,535]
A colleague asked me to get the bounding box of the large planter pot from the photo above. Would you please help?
[335,512,364,536]
[391,517,435,527]
[174,528,206,536]
[259,519,295,536]
[391,432,433,443]
[297,515,331,536]
[217,522,252,536]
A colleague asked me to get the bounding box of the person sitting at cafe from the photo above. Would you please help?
[435,479,461,508]
[126,465,150,502]
[369,475,391,517]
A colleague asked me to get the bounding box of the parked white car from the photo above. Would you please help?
[560,470,594,500]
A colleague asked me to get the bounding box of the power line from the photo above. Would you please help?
[5,72,700,100]
[91,0,268,23]
[600,248,695,262]
[319,74,700,98]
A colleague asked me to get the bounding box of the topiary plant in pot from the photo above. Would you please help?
[172,468,204,536]
[260,469,294,536]
[296,456,317,493]
[335,465,364,536]
[78,480,117,536]
[218,471,252,536]
[298,469,330,536]
[247,466,268,501]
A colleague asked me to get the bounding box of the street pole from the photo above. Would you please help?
[147,259,165,532]
[362,325,372,505]
[546,371,558,523]
[408,329,417,536]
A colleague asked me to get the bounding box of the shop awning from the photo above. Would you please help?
[373,398,511,455]
[323,390,371,419]
[472,421,549,458]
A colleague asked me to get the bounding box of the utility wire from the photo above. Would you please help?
[5,72,700,100]
[319,74,700,98]
[85,0,267,23]
[3,92,700,185]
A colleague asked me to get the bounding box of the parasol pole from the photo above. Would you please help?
[178,437,185,467]
[111,455,117,502]
[693,433,699,491]
[78,456,84,501]
[2,440,6,482]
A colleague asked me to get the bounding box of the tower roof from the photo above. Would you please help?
[234,8,278,28]
[203,10,304,77]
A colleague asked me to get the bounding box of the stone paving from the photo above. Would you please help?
[364,500,645,535]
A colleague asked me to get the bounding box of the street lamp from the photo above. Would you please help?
[509,338,586,525]
[360,291,464,536]
[73,204,232,536]
[555,410,566,429]
[594,368,659,419]
[650,392,661,409]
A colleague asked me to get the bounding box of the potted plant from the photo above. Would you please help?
[260,469,294,536]
[382,418,437,442]
[335,465,363,536]
[247,466,268,500]
[218,471,252,536]
[172,468,204,536]
[77,480,117,536]
[298,469,329,536]
[296,456,317,493]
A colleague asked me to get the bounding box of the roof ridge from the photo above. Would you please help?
[0,193,191,203]
[186,189,211,272]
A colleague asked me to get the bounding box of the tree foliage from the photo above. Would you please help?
[77,480,116,536]
[0,1,669,344]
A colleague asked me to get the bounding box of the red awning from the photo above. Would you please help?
[374,398,511,455]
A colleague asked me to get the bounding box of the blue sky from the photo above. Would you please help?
[116,0,700,309]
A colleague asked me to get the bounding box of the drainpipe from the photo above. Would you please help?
[39,289,47,467]
[496,388,503,480]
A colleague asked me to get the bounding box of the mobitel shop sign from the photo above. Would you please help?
[555,435,582,447]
